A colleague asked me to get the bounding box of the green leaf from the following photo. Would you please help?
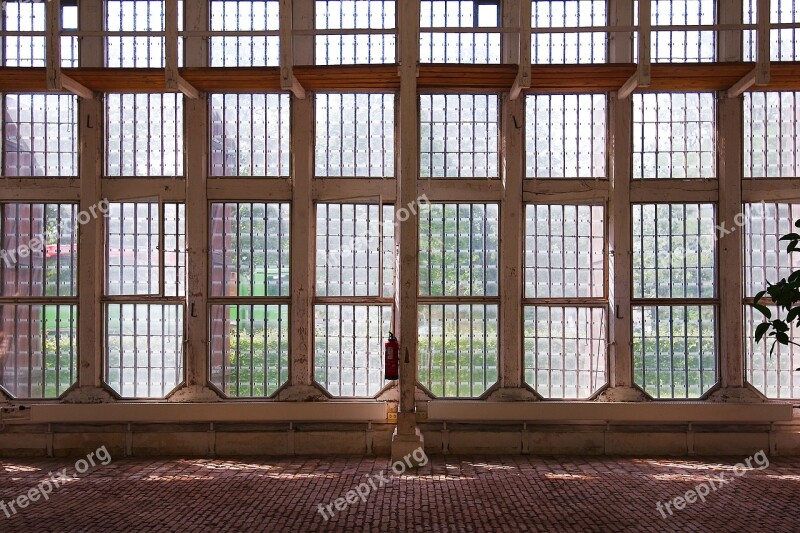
[780,233,800,241]
[752,303,772,319]
[755,322,770,343]
[753,290,766,303]
[777,331,790,345]
[773,320,790,333]
[788,306,800,324]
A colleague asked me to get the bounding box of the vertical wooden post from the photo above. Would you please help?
[280,0,326,400]
[171,0,220,401]
[392,0,425,460]
[491,0,535,400]
[66,0,112,401]
[712,0,762,400]
[602,0,647,400]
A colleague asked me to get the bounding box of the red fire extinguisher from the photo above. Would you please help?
[384,332,399,380]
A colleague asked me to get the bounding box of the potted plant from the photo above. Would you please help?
[752,217,800,363]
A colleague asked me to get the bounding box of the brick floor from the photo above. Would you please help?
[0,455,798,532]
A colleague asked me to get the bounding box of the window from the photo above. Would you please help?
[418,203,499,397]
[635,0,716,63]
[106,94,184,177]
[420,94,499,179]
[744,92,800,179]
[211,0,280,66]
[209,203,290,397]
[420,0,500,64]
[2,94,78,177]
[315,203,393,397]
[105,202,185,398]
[315,93,395,178]
[532,0,607,64]
[633,93,715,180]
[743,202,800,399]
[632,203,717,398]
[210,93,290,177]
[1,0,77,67]
[0,204,78,399]
[315,0,396,65]
[106,0,182,67]
[745,0,799,61]
[525,94,606,179]
[523,205,606,398]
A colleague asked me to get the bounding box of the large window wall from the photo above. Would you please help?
[1,0,799,403]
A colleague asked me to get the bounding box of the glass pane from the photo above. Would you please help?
[314,304,390,397]
[524,204,605,298]
[633,305,717,399]
[2,0,77,67]
[420,94,499,179]
[316,0,396,65]
[744,92,800,179]
[745,305,800,399]
[106,0,183,67]
[210,203,291,297]
[0,304,77,399]
[532,0,607,64]
[210,0,280,66]
[634,0,716,63]
[743,203,800,298]
[210,93,290,177]
[420,0,500,63]
[106,203,187,297]
[106,93,184,177]
[523,306,607,399]
[418,303,499,398]
[633,93,716,179]
[316,203,394,297]
[419,203,499,297]
[210,304,289,397]
[315,93,395,177]
[744,0,800,61]
[525,94,606,179]
[105,303,184,399]
[3,94,78,177]
[633,203,716,299]
[2,203,78,298]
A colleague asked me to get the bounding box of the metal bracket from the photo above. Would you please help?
[165,0,200,99]
[46,0,94,99]
[619,0,651,99]
[280,0,306,98]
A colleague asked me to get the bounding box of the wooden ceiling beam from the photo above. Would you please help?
[2,63,800,95]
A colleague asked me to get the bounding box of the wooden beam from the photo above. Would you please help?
[282,72,306,99]
[395,0,422,443]
[619,0,651,99]
[279,0,306,99]
[76,0,105,392]
[46,0,94,99]
[5,63,800,94]
[728,0,769,98]
[617,71,641,99]
[288,0,315,390]
[509,0,531,100]
[637,0,651,84]
[165,0,200,98]
[727,68,758,97]
[59,74,95,99]
[756,0,771,85]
